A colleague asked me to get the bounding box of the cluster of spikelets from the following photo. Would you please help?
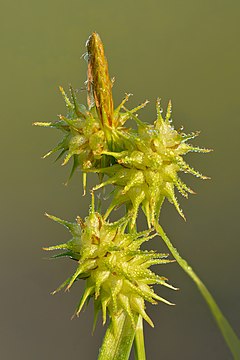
[37,32,210,330]
[44,200,177,329]
[35,88,210,224]
[35,32,210,220]
[34,32,148,188]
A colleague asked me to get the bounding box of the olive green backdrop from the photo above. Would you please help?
[1,0,239,359]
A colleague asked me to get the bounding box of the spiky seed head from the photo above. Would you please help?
[34,32,150,180]
[44,208,176,328]
[92,100,211,227]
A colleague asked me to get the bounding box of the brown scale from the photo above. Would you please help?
[86,32,114,127]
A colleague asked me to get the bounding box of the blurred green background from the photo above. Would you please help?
[1,0,239,359]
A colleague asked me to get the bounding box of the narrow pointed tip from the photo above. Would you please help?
[160,297,175,306]
[71,313,76,320]
[205,148,213,153]
[142,312,154,328]
[33,121,52,127]
[61,154,71,166]
[86,32,102,48]
[199,175,211,180]
[45,212,63,224]
[92,31,100,37]
[45,212,61,223]
[90,31,97,37]
[176,207,186,221]
[42,151,51,159]
[174,202,186,221]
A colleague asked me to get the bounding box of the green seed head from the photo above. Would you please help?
[34,33,150,181]
[92,99,211,227]
[44,204,176,328]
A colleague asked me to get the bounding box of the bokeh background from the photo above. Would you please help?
[1,0,239,359]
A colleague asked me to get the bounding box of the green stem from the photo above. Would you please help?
[155,222,240,360]
[134,315,146,360]
[126,204,146,359]
[98,312,136,360]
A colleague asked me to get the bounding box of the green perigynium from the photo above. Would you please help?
[44,200,176,330]
[38,32,240,359]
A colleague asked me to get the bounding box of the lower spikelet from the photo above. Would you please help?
[44,204,176,329]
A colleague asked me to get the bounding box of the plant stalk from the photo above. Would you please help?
[98,312,136,360]
[155,222,240,360]
[134,315,146,360]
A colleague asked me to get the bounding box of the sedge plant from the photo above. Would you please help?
[36,32,240,359]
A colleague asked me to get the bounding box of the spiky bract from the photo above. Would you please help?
[44,209,176,329]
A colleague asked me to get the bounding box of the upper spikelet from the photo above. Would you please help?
[91,99,211,227]
[34,33,150,183]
